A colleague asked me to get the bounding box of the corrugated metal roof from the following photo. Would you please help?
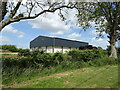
[30,35,89,48]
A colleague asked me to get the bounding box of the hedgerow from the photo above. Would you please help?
[2,49,117,70]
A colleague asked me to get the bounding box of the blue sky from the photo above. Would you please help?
[1,9,114,49]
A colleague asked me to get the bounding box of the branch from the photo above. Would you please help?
[9,0,22,18]
[0,2,77,31]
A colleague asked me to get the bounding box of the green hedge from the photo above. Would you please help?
[2,49,117,70]
[2,57,33,68]
[67,49,108,62]
[18,48,31,56]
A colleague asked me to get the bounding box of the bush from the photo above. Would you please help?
[2,58,19,68]
[18,57,33,68]
[30,51,72,68]
[52,53,66,65]
[67,50,82,61]
[30,50,45,58]
[92,56,118,66]
[18,48,31,56]
[2,57,33,69]
[30,50,52,68]
[67,49,108,62]
[36,53,53,67]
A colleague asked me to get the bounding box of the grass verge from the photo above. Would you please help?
[3,65,118,88]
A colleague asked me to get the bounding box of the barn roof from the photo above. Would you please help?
[30,35,89,48]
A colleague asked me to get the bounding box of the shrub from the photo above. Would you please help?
[79,61,91,67]
[67,49,108,62]
[67,50,82,61]
[18,48,31,56]
[52,53,66,65]
[18,57,33,68]
[2,57,33,69]
[30,50,45,58]
[30,51,72,68]
[37,53,53,67]
[92,56,118,66]
[2,58,19,68]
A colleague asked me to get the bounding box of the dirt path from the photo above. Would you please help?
[4,68,81,88]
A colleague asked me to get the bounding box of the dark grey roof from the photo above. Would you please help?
[30,35,89,48]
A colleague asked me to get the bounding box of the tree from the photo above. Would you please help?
[76,2,120,58]
[0,0,77,31]
[0,45,17,52]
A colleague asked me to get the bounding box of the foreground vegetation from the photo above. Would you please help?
[1,47,120,88]
[4,65,118,88]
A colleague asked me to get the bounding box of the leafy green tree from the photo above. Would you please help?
[0,45,17,52]
[97,47,102,49]
[76,2,120,58]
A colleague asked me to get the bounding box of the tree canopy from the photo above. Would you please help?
[76,2,120,58]
[0,0,77,31]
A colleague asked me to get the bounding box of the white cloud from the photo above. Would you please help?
[48,35,58,38]
[28,12,71,34]
[90,37,109,49]
[91,30,99,35]
[91,37,103,41]
[50,31,64,35]
[0,35,11,43]
[76,37,109,49]
[2,25,17,33]
[77,39,84,41]
[18,35,24,38]
[91,29,105,35]
[28,9,78,34]
[90,22,96,27]
[67,33,81,39]
[2,25,25,38]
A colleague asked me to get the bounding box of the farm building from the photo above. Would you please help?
[30,35,89,53]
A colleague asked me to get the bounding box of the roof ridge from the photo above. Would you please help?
[38,35,88,44]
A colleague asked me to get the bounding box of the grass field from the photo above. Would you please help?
[0,52,18,55]
[3,65,118,88]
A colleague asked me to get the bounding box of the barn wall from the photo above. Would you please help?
[46,46,53,53]
[31,46,78,53]
[53,46,62,53]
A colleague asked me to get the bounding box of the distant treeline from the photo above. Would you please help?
[0,45,18,52]
[0,45,29,52]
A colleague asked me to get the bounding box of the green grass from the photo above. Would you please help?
[3,65,118,88]
[0,52,18,55]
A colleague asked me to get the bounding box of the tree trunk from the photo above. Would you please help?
[110,43,117,58]
[109,31,117,58]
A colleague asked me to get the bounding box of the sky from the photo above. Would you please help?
[1,9,118,49]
